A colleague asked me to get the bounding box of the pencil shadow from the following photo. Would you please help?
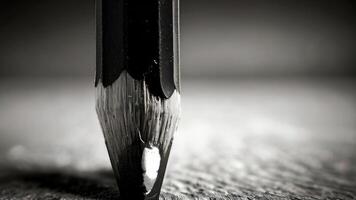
[0,168,120,199]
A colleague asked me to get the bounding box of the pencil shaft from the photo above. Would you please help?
[96,0,180,98]
[95,0,181,199]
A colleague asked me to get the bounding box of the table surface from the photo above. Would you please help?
[0,78,355,199]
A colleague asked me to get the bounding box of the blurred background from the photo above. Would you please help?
[0,0,355,198]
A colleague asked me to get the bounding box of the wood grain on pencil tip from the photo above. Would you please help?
[96,71,180,199]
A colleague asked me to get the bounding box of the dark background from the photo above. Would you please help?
[1,0,356,78]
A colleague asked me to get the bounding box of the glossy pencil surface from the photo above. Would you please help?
[95,0,180,98]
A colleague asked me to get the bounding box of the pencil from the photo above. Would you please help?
[95,0,180,199]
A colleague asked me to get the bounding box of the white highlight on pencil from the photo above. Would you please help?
[142,146,161,193]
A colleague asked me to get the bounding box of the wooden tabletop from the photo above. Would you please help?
[0,78,355,199]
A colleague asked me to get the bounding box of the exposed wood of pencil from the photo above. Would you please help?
[95,71,180,199]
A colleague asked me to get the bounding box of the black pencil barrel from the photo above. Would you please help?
[96,0,180,98]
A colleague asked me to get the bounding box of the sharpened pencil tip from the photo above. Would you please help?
[96,71,180,199]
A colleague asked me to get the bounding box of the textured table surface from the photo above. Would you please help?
[0,78,355,199]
